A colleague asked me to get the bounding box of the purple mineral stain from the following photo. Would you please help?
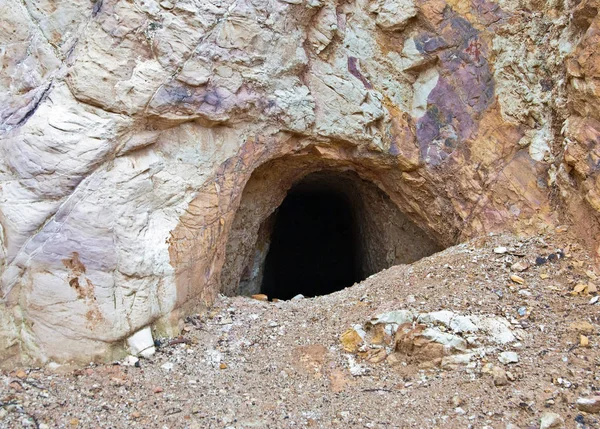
[348,56,373,89]
[413,8,496,166]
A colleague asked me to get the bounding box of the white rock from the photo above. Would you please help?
[161,362,174,371]
[122,355,139,367]
[126,326,156,358]
[422,328,467,352]
[474,317,516,344]
[539,412,564,429]
[347,356,370,376]
[370,310,414,326]
[494,246,508,254]
[498,351,519,364]
[418,310,454,327]
[291,294,305,301]
[449,315,479,333]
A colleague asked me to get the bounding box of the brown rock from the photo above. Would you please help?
[576,396,600,413]
[491,366,509,386]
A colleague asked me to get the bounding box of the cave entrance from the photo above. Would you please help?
[221,167,443,300]
[261,181,361,300]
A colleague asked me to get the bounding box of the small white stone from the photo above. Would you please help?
[126,326,156,358]
[498,351,519,364]
[494,246,508,254]
[122,355,139,367]
[539,411,564,429]
[590,296,599,305]
[161,362,174,371]
[291,294,305,300]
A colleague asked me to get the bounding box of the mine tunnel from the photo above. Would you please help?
[261,181,361,300]
[222,169,444,300]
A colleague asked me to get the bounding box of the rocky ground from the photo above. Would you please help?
[2,231,600,429]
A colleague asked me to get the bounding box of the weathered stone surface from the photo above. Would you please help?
[1,0,600,365]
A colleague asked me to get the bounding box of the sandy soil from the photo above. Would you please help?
[1,232,599,428]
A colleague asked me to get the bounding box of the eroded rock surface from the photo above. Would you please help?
[1,0,600,364]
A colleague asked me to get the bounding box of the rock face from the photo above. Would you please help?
[1,0,600,364]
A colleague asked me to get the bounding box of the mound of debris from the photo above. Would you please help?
[1,232,600,428]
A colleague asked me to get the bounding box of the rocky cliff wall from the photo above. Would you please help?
[1,0,599,364]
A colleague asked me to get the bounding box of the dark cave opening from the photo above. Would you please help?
[260,187,361,300]
[221,167,444,300]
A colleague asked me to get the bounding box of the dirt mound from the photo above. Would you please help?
[1,232,599,428]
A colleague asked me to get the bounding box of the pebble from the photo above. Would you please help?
[161,362,174,371]
[539,412,564,429]
[251,294,268,301]
[576,396,600,413]
[291,294,305,300]
[494,247,508,254]
[510,274,525,285]
[498,351,519,364]
[491,366,509,386]
[590,296,599,304]
[122,355,139,367]
[511,261,529,272]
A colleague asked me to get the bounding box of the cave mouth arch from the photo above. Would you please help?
[221,166,444,300]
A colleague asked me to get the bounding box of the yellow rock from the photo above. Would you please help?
[580,335,590,347]
[251,294,268,301]
[340,329,363,353]
[219,363,228,369]
[510,274,525,285]
[587,284,598,293]
[574,284,587,294]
